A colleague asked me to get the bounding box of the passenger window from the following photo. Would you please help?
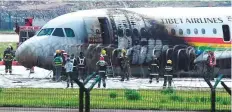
[201,28,205,34]
[179,29,183,35]
[194,28,198,34]
[117,28,124,37]
[126,29,131,37]
[133,28,139,37]
[222,25,231,41]
[140,28,147,37]
[64,28,75,37]
[165,29,168,34]
[52,28,64,37]
[171,29,176,35]
[213,28,217,34]
[187,29,191,34]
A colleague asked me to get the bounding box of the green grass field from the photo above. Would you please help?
[0,42,17,59]
[0,88,230,111]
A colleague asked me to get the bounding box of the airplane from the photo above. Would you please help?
[15,7,231,78]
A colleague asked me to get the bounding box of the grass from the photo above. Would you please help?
[0,42,17,59]
[0,88,230,111]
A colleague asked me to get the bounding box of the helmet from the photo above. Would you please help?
[80,52,84,56]
[210,51,214,55]
[101,49,106,56]
[61,50,65,53]
[167,59,172,64]
[100,56,104,61]
[71,54,75,57]
[56,50,60,54]
[121,49,126,53]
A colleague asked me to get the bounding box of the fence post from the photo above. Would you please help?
[79,87,84,112]
[211,88,216,112]
[204,74,223,112]
[71,73,100,112]
[221,81,231,95]
[85,91,90,112]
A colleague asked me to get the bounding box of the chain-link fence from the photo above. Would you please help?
[0,87,230,111]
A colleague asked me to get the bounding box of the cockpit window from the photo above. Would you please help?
[37,28,54,36]
[52,28,65,37]
[64,28,75,37]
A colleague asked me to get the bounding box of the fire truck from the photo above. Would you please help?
[0,17,41,73]
[16,17,41,48]
[17,24,41,48]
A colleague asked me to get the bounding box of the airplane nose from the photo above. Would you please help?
[15,40,37,68]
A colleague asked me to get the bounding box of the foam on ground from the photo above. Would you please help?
[0,66,231,89]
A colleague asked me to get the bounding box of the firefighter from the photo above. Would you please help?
[163,59,173,88]
[3,47,14,74]
[96,56,108,88]
[148,55,159,83]
[60,51,66,78]
[101,49,106,57]
[29,67,34,74]
[53,52,63,82]
[52,50,60,80]
[77,52,86,81]
[206,51,216,80]
[65,59,73,88]
[120,50,130,81]
[70,54,77,80]
[101,49,109,63]
[60,50,66,65]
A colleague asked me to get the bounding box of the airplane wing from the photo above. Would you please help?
[194,50,232,63]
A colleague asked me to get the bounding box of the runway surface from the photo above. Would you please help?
[0,66,231,89]
[0,107,206,112]
[0,34,18,42]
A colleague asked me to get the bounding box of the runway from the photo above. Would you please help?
[0,34,18,42]
[0,66,231,89]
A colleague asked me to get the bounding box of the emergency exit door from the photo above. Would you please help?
[98,17,111,44]
[222,24,231,42]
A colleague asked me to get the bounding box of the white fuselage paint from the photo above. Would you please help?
[15,7,232,70]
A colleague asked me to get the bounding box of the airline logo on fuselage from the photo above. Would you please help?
[160,16,232,24]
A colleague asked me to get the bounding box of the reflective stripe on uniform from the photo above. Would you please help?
[150,73,158,75]
[151,64,157,65]
[4,53,13,61]
[99,71,106,72]
[165,67,172,70]
[78,57,85,65]
[164,75,173,76]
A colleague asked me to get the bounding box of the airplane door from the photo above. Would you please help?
[83,17,102,44]
[98,17,111,44]
[222,24,231,42]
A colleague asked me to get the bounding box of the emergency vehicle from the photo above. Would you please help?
[0,17,41,66]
